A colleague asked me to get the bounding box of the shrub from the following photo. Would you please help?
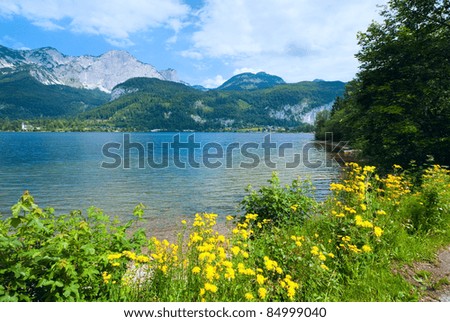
[400,165,450,233]
[0,192,146,301]
[240,172,317,225]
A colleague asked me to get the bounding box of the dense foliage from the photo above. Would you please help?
[0,192,146,301]
[1,163,449,301]
[0,71,109,119]
[316,0,450,168]
[241,172,317,225]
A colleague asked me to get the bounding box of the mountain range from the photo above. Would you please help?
[0,45,346,131]
[0,45,179,92]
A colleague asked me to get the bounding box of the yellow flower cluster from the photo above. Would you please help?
[309,245,332,270]
[330,163,376,203]
[263,256,283,274]
[150,237,179,275]
[181,212,301,301]
[290,235,305,247]
[327,163,386,260]
[379,171,411,202]
[102,271,112,284]
[355,215,373,228]
[374,226,383,238]
[106,250,151,271]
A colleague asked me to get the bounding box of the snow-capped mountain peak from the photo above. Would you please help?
[0,45,181,92]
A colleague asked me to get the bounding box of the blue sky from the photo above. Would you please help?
[0,0,385,88]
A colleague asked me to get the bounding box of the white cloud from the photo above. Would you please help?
[0,0,190,45]
[202,74,226,88]
[233,67,263,75]
[32,19,64,31]
[180,50,204,60]
[0,35,28,49]
[190,0,385,81]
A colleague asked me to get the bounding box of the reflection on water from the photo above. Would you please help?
[0,132,339,236]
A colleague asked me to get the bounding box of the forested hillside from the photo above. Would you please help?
[81,77,345,131]
[0,71,109,118]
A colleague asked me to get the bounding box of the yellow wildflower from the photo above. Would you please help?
[376,210,386,215]
[344,206,356,214]
[192,266,201,274]
[231,246,240,256]
[258,287,267,299]
[348,244,361,253]
[193,220,205,227]
[226,215,234,221]
[290,204,298,212]
[363,165,376,173]
[359,220,373,228]
[244,293,254,300]
[222,260,233,268]
[342,236,351,242]
[122,250,137,261]
[362,245,372,253]
[330,183,345,191]
[225,267,235,280]
[205,265,216,281]
[190,232,203,243]
[136,255,150,263]
[287,287,296,299]
[256,274,266,285]
[107,253,122,261]
[181,219,187,225]
[318,253,327,261]
[264,257,278,271]
[245,213,258,220]
[204,283,218,293]
[102,271,112,284]
[320,264,329,271]
[244,268,256,276]
[310,246,320,255]
[240,229,249,240]
[374,226,383,237]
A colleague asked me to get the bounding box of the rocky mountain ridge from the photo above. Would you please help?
[0,45,180,92]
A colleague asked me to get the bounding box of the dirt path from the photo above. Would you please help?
[400,245,450,301]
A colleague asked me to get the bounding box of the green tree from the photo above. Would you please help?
[322,0,450,168]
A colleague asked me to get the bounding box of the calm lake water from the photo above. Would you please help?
[0,132,339,236]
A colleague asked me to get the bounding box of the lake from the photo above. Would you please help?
[0,132,339,236]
